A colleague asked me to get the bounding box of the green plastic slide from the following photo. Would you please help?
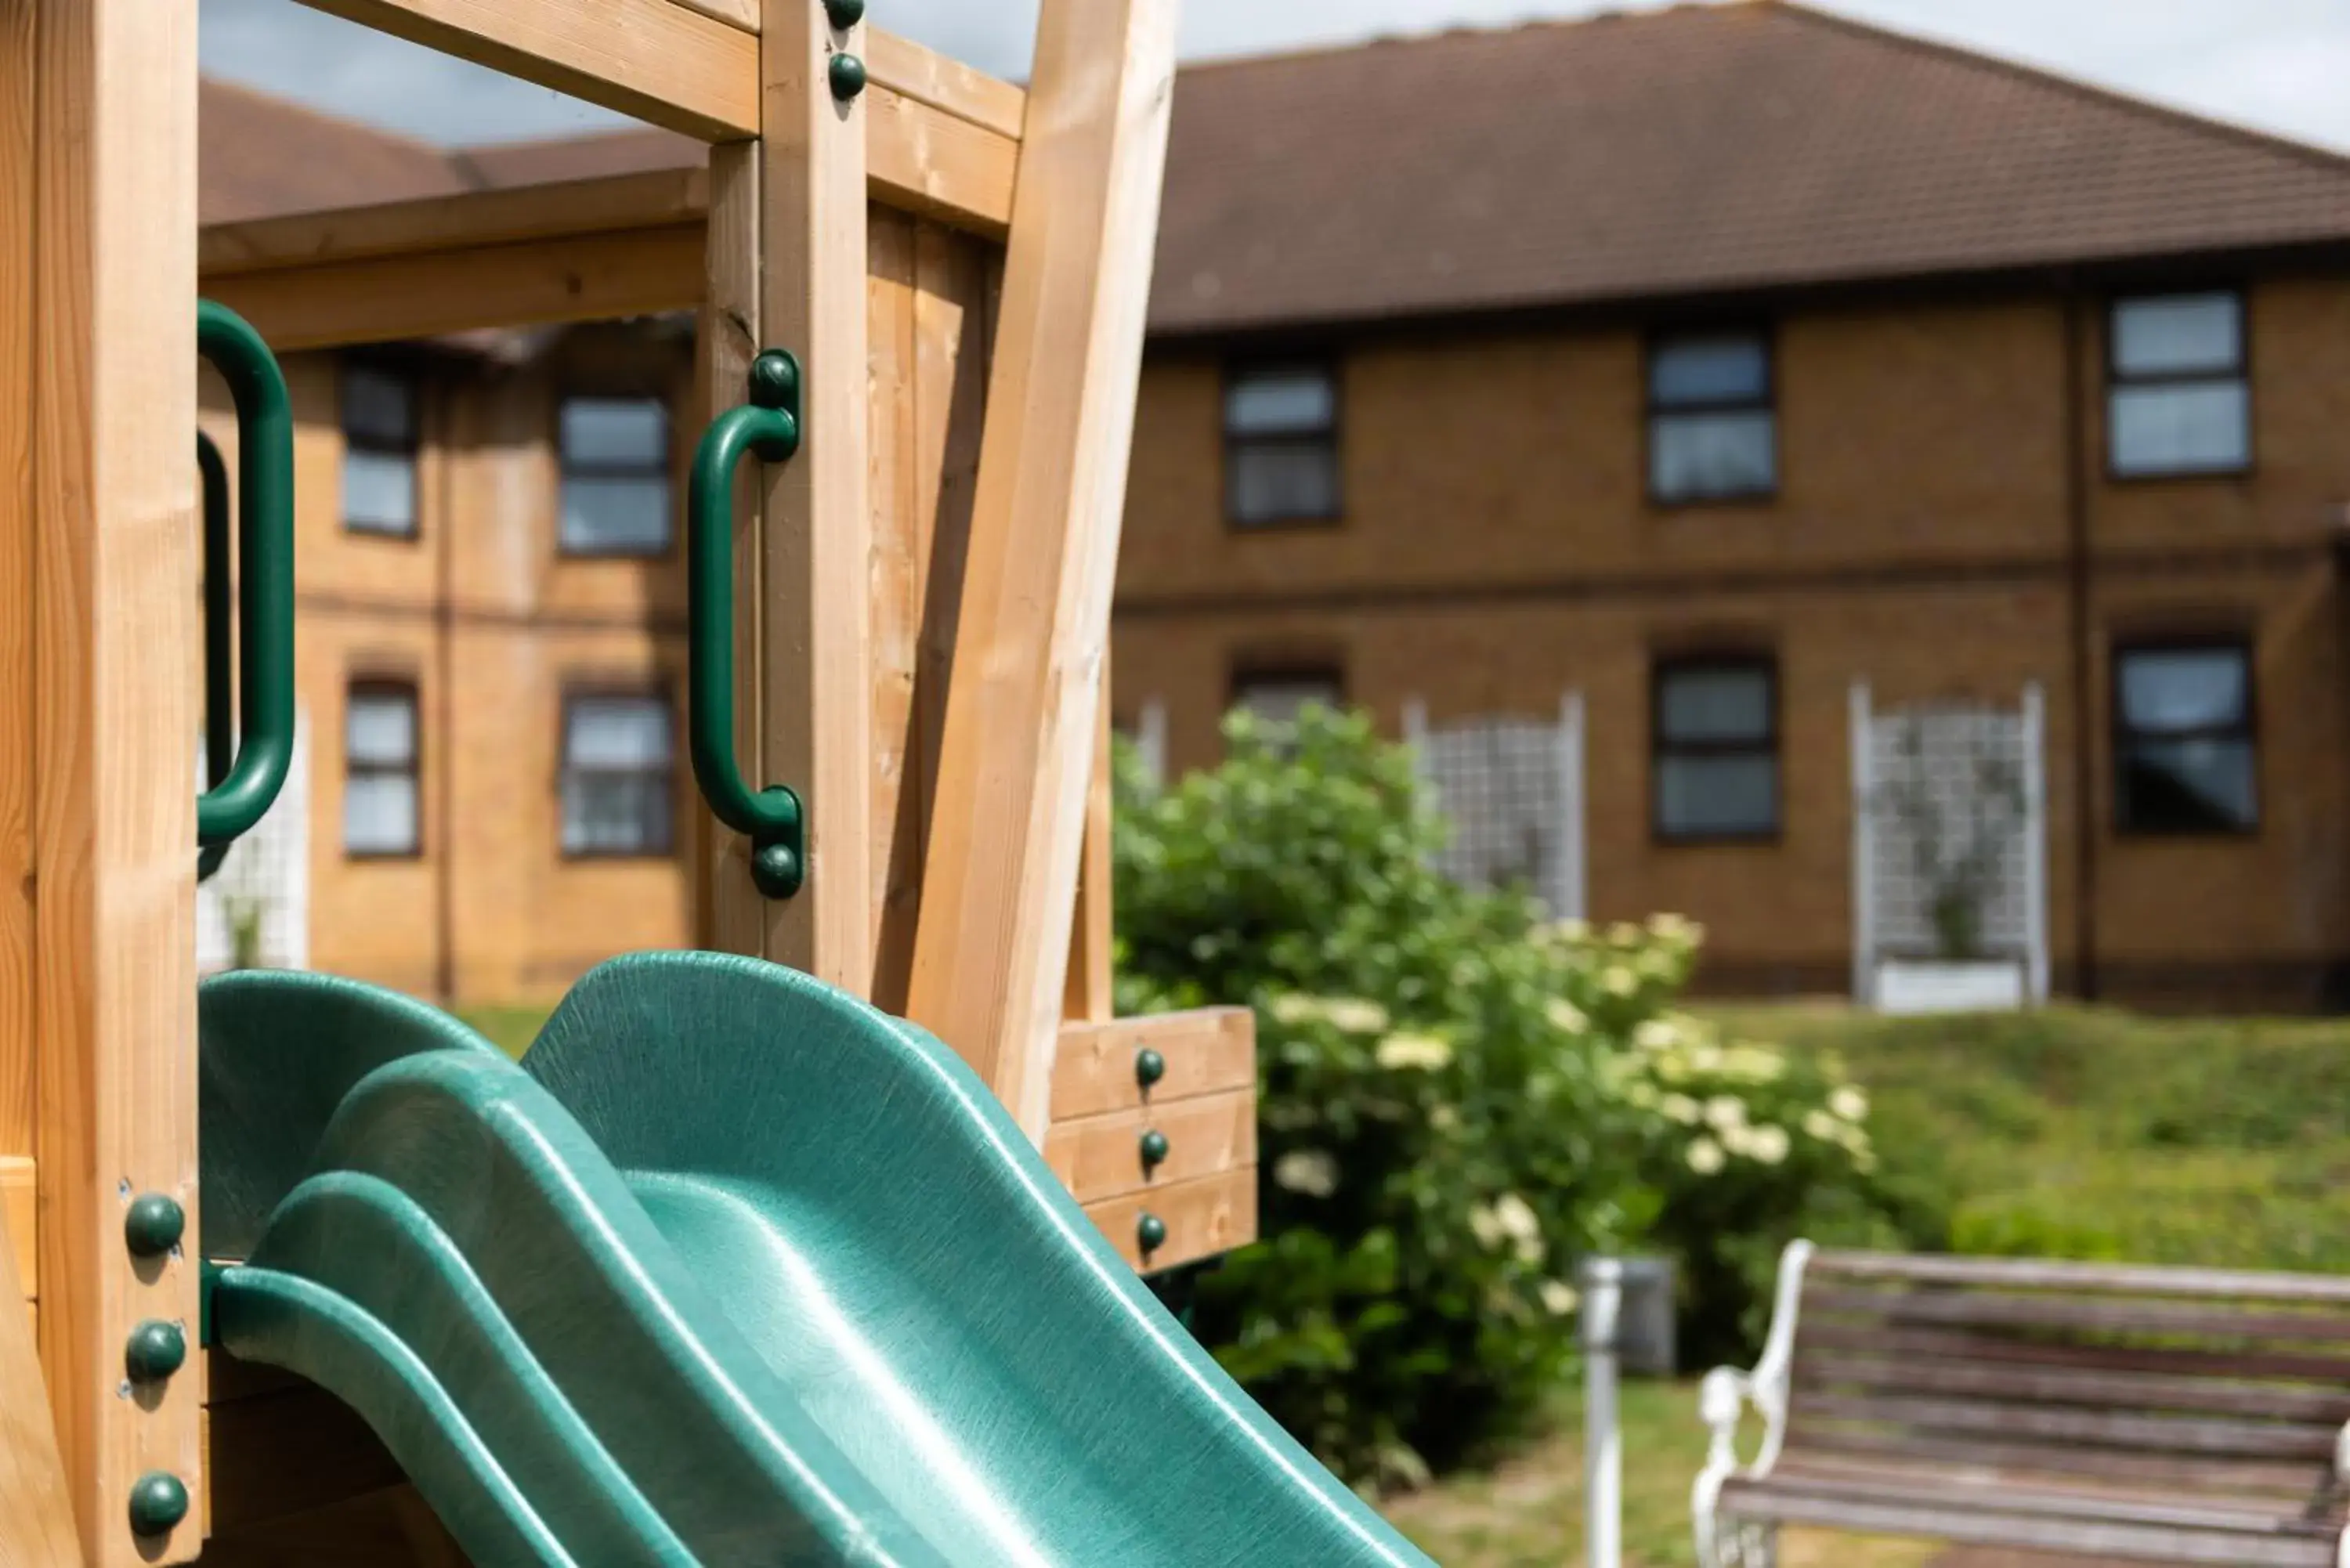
[198,952,1436,1567]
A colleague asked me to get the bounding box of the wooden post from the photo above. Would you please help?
[1063,681,1114,1026]
[26,0,207,1560]
[0,0,34,1174]
[760,0,873,992]
[907,0,1179,1137]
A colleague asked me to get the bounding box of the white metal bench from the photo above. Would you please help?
[1695,1243,2350,1567]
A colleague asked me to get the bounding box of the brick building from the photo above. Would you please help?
[199,2,2350,1007]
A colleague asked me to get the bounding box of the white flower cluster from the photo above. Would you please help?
[1468,1192,1546,1265]
[1273,1148,1340,1198]
[1268,994,1391,1035]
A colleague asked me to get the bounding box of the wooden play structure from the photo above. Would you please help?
[0,2,1365,1563]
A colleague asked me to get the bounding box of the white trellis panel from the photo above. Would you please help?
[197,710,310,974]
[1405,694,1587,921]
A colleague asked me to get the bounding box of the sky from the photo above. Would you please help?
[197,0,2350,154]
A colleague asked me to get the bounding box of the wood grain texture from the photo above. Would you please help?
[759,0,873,990]
[865,31,1026,139]
[30,0,207,1557]
[700,139,765,965]
[194,1486,467,1568]
[3,1154,32,1299]
[1061,683,1112,1024]
[1050,1009,1254,1121]
[0,0,30,1171]
[204,225,707,352]
[906,0,1180,1139]
[1813,1247,2350,1302]
[665,0,757,34]
[1045,1087,1254,1205]
[864,84,1018,239]
[0,1165,78,1566]
[297,0,759,140]
[1084,1167,1254,1274]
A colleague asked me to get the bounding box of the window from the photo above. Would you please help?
[562,692,676,856]
[1653,656,1779,840]
[1224,363,1340,526]
[344,680,420,858]
[1231,667,1344,730]
[1648,330,1776,504]
[2114,641,2258,834]
[559,396,673,555]
[342,363,418,537]
[2108,291,2250,479]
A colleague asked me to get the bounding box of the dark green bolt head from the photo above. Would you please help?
[124,1194,184,1259]
[128,1472,190,1536]
[748,349,800,410]
[1135,1049,1166,1090]
[125,1321,186,1382]
[822,0,866,27]
[751,841,804,901]
[1139,1130,1170,1170]
[829,52,868,101]
[1137,1213,1168,1253]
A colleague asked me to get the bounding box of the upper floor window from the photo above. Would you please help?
[344,679,421,858]
[559,396,673,556]
[1231,664,1343,728]
[1225,363,1340,526]
[2114,641,2258,835]
[1648,330,1777,504]
[342,363,418,537]
[2108,291,2250,479]
[562,691,676,857]
[1653,655,1780,841]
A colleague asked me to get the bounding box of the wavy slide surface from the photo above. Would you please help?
[198,952,1434,1567]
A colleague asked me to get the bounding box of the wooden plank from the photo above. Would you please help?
[867,209,922,1003]
[905,0,1180,1138]
[1784,1427,2329,1500]
[1061,681,1113,1024]
[3,1155,31,1299]
[1742,1470,2330,1534]
[1051,1009,1254,1121]
[0,0,31,1174]
[1808,1285,2350,1342]
[1794,1349,2350,1423]
[295,0,758,141]
[0,1164,78,1566]
[1813,1248,2350,1304]
[1799,1391,2338,1461]
[865,83,1019,240]
[1046,1086,1254,1205]
[203,225,707,353]
[1774,1448,2333,1511]
[667,0,757,34]
[701,139,766,966]
[1714,1487,2329,1566]
[31,0,207,1558]
[758,0,873,988]
[1085,1167,1255,1274]
[204,1380,408,1537]
[1797,1319,2350,1386]
[866,31,1027,139]
[201,168,707,280]
[195,1486,467,1568]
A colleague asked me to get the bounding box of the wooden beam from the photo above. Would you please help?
[758,0,873,988]
[295,0,758,141]
[3,1155,32,1301]
[865,83,1019,240]
[203,225,707,352]
[866,31,1026,139]
[1085,1169,1255,1274]
[30,0,206,1559]
[906,0,1181,1136]
[1063,681,1114,1024]
[1051,1009,1254,1121]
[0,1174,78,1566]
[1046,1086,1255,1206]
[0,0,31,1174]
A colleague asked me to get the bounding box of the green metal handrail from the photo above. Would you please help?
[196,298,296,850]
[197,432,233,883]
[687,349,805,901]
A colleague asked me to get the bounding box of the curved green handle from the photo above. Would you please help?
[196,299,295,849]
[197,432,233,883]
[687,350,804,898]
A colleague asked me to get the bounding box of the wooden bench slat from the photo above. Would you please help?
[1795,1348,2350,1424]
[1800,1390,2340,1461]
[1737,1469,2337,1535]
[1808,1285,2350,1343]
[1813,1249,2350,1306]
[1774,1449,2341,1513]
[1788,1421,2338,1496]
[1797,1321,2350,1387]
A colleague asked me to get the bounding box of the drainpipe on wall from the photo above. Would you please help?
[2063,282,2100,1001]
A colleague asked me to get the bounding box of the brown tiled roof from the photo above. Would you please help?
[200,2,2350,337]
[1149,1,2350,334]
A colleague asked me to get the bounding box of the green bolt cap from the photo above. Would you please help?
[1135,1049,1166,1090]
[748,349,800,410]
[124,1194,184,1259]
[125,1321,187,1382]
[822,0,866,26]
[128,1472,190,1536]
[1140,1130,1170,1169]
[830,52,868,101]
[751,841,804,901]
[1137,1213,1169,1253]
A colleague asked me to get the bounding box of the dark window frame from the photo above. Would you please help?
[1644,323,1780,508]
[340,359,421,540]
[555,392,678,561]
[343,676,422,862]
[1650,652,1783,845]
[1227,658,1349,716]
[1221,359,1344,531]
[2110,635,2261,839]
[558,684,680,862]
[2104,288,2253,482]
